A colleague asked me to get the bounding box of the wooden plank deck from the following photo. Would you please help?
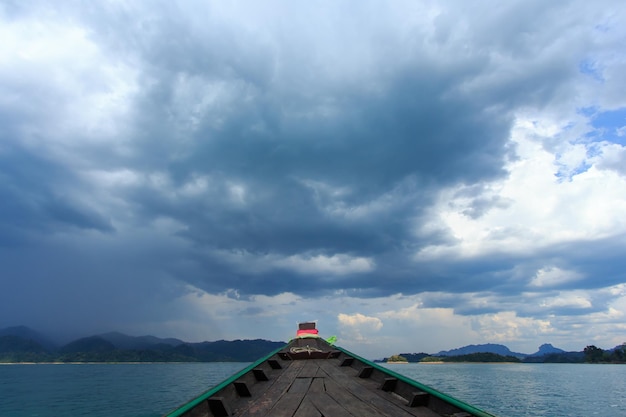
[169,334,493,417]
[229,355,444,417]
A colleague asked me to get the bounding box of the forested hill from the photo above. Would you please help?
[436,352,521,363]
[383,343,626,364]
[0,328,285,363]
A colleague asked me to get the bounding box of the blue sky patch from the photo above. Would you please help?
[581,107,626,144]
[578,59,604,82]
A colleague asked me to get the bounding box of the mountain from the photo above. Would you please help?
[98,331,183,350]
[0,325,57,350]
[523,344,584,363]
[0,326,286,363]
[436,343,526,359]
[181,339,285,362]
[434,343,587,363]
[0,334,53,362]
[0,326,54,361]
[0,335,48,353]
[528,343,565,357]
[59,336,116,353]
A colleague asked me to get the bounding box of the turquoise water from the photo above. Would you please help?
[0,362,248,417]
[384,362,626,416]
[1,362,625,416]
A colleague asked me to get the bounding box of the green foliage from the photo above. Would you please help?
[387,354,408,362]
[59,336,115,354]
[0,335,53,362]
[439,352,521,363]
[420,356,444,362]
[584,344,626,363]
[0,335,48,353]
[611,343,626,362]
[419,353,520,363]
[0,351,53,362]
[523,352,584,363]
[397,352,429,362]
[0,335,284,363]
[584,345,605,363]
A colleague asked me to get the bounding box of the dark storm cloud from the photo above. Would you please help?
[0,0,511,300]
[60,1,533,298]
[0,144,114,242]
[0,1,581,294]
[2,0,625,350]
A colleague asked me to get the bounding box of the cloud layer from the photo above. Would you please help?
[1,0,625,357]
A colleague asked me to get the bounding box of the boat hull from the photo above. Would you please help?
[164,336,496,417]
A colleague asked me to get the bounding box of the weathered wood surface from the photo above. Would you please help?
[210,357,443,416]
[172,337,495,417]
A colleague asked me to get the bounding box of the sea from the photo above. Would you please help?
[1,362,625,417]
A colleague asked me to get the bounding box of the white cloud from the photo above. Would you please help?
[338,312,383,330]
[416,115,626,261]
[275,254,375,275]
[299,177,416,224]
[382,300,454,320]
[378,300,559,352]
[530,267,584,288]
[166,287,308,341]
[337,313,383,345]
[0,14,138,154]
[539,292,592,309]
[597,142,626,175]
[85,169,143,188]
[472,311,553,344]
[209,250,375,276]
[227,182,247,205]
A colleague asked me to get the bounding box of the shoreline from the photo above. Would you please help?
[0,361,227,365]
[387,361,524,364]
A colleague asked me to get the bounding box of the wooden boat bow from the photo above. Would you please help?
[164,323,497,417]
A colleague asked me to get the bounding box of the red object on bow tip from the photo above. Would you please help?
[296,328,319,336]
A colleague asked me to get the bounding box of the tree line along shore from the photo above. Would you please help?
[384,345,626,364]
[2,326,625,364]
[0,334,285,363]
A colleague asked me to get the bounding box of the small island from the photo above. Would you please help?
[386,354,409,363]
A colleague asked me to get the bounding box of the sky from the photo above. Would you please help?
[1,0,626,359]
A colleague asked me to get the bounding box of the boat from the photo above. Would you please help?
[163,322,497,417]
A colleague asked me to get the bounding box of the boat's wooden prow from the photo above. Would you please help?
[278,335,341,360]
[163,324,497,417]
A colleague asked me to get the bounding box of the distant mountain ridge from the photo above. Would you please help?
[0,325,285,363]
[2,325,618,363]
[98,331,184,350]
[528,343,565,357]
[436,343,527,359]
[382,342,589,363]
[0,325,57,350]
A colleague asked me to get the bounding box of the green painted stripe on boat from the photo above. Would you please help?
[163,340,497,417]
[162,343,287,417]
[334,345,498,417]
